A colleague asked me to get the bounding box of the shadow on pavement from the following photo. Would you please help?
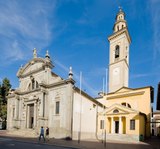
[0,130,160,149]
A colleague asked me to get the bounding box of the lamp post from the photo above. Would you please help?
[104,68,108,147]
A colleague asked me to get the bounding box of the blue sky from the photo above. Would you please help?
[0,0,159,110]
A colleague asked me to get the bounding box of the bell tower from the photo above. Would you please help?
[108,8,131,93]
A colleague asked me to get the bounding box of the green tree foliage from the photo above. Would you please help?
[0,78,11,129]
[1,78,12,104]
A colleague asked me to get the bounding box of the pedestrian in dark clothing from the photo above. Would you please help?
[39,126,45,142]
[46,127,49,141]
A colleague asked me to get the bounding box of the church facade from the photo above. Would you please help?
[7,50,103,140]
[97,9,154,142]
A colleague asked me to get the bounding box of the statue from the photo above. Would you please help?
[33,48,37,58]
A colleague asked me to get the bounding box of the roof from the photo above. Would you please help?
[108,86,153,94]
[74,87,103,107]
[96,86,154,103]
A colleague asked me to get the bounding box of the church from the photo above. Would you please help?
[7,49,103,140]
[96,8,154,142]
[7,8,154,142]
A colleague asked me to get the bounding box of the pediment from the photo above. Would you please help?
[23,61,44,75]
[100,103,138,116]
[17,58,53,77]
[115,87,133,93]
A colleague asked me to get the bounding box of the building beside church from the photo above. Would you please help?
[97,8,154,142]
[7,49,103,140]
[156,82,160,110]
[152,83,160,136]
[152,111,160,136]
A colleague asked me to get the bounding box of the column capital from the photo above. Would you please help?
[119,116,122,119]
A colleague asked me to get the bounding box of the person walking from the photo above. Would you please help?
[46,127,49,141]
[39,126,45,142]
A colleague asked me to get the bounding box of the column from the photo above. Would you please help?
[26,105,30,128]
[43,92,45,117]
[19,99,22,127]
[34,102,37,127]
[39,93,44,117]
[111,117,115,133]
[15,98,19,119]
[119,116,123,134]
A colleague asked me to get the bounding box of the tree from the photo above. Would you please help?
[1,78,12,104]
[0,78,11,129]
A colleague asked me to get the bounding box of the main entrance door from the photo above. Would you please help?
[115,121,119,133]
[29,104,34,128]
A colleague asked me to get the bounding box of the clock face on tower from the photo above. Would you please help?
[113,67,120,75]
[112,67,120,85]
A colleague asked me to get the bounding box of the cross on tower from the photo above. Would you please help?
[118,6,123,11]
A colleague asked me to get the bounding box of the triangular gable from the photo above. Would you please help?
[22,61,44,75]
[115,87,133,93]
[100,103,139,116]
[17,58,53,78]
[17,58,46,77]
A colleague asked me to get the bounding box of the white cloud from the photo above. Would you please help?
[54,59,98,96]
[0,0,57,63]
[149,0,160,61]
[131,72,160,79]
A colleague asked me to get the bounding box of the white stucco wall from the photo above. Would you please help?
[72,90,102,140]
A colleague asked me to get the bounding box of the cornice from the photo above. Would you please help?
[24,97,39,103]
[113,20,126,29]
[40,78,75,88]
[109,58,129,68]
[7,94,16,98]
[15,88,41,95]
[10,78,75,96]
[108,27,131,44]
[107,91,145,100]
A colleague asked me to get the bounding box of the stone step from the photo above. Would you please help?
[99,133,139,142]
[7,129,39,138]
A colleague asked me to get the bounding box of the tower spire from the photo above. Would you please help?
[118,6,122,12]
[113,7,126,33]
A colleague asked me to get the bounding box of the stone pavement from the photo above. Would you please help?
[0,130,160,149]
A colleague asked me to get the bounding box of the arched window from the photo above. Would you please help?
[115,45,120,58]
[36,81,39,88]
[32,78,35,90]
[29,76,39,90]
[122,25,124,29]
